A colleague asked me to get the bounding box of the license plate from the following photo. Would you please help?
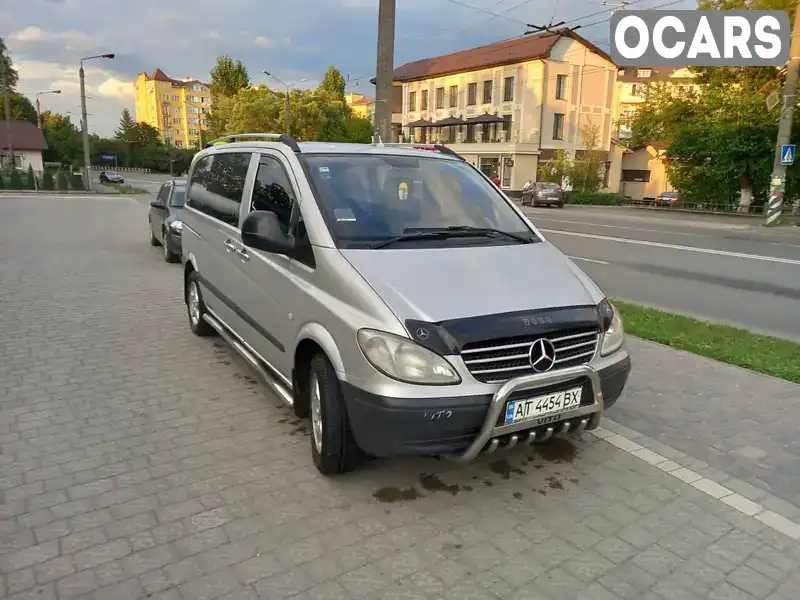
[503,387,582,426]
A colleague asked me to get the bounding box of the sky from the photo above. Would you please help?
[2,0,697,136]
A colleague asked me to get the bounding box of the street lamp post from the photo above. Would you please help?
[79,53,114,190]
[263,71,306,136]
[35,90,62,129]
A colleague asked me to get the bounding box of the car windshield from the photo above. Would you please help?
[106,171,119,176]
[662,192,679,197]
[170,187,186,206]
[302,154,538,248]
[537,183,559,190]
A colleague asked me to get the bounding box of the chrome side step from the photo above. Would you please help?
[203,312,294,407]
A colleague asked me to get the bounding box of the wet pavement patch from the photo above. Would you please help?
[373,487,424,503]
[488,458,525,479]
[513,492,523,499]
[420,473,461,495]
[546,476,565,490]
[534,438,578,463]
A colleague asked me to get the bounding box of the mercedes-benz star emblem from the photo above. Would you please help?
[416,328,430,341]
[528,338,557,373]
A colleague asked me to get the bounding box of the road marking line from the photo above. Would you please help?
[591,420,800,542]
[539,218,712,238]
[567,256,610,265]
[541,228,800,266]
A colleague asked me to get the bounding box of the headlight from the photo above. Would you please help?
[169,220,183,232]
[357,329,461,385]
[600,303,625,356]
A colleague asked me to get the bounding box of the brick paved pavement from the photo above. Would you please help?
[0,194,799,600]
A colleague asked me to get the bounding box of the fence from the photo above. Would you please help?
[90,166,151,173]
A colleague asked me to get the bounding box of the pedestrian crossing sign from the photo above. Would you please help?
[781,144,795,166]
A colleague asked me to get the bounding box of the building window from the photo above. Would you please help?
[172,95,179,101]
[409,91,416,112]
[449,85,458,108]
[482,80,492,104]
[174,130,181,137]
[175,140,184,148]
[436,87,445,110]
[622,169,651,182]
[637,69,652,78]
[175,107,180,113]
[421,90,428,111]
[503,77,514,102]
[502,159,512,187]
[631,84,641,97]
[467,82,477,106]
[553,113,565,140]
[173,118,180,124]
[188,118,198,124]
[556,75,567,100]
[502,115,512,142]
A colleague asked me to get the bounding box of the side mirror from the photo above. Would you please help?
[242,210,294,255]
[150,201,162,209]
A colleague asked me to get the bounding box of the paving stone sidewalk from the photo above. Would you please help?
[1,195,798,600]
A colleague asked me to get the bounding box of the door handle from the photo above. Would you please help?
[224,239,236,253]
[238,248,250,262]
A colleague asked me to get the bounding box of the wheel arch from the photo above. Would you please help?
[183,253,198,304]
[292,323,346,419]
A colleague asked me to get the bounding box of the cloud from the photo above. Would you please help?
[98,78,133,98]
[253,36,290,49]
[9,26,104,52]
[10,26,42,41]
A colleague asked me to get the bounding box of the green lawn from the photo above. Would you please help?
[614,300,800,384]
[101,183,148,194]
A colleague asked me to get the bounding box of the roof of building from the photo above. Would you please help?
[629,140,669,152]
[141,69,209,88]
[0,120,48,152]
[389,29,613,83]
[617,67,697,83]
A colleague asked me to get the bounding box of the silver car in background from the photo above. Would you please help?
[522,182,566,208]
[180,134,631,474]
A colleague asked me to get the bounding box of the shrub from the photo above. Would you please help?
[71,159,80,173]
[56,170,69,191]
[43,170,55,190]
[566,192,624,206]
[27,165,36,190]
[9,169,23,190]
[70,172,84,190]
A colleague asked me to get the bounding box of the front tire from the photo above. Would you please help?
[186,272,215,337]
[308,353,361,475]
[149,222,160,246]
[163,230,179,263]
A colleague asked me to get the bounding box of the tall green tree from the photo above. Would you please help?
[209,56,250,98]
[42,112,83,165]
[318,66,347,103]
[114,108,137,141]
[0,38,19,91]
[0,93,37,124]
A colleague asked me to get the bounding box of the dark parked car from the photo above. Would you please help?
[656,191,681,206]
[99,170,124,184]
[148,179,186,263]
[522,182,565,208]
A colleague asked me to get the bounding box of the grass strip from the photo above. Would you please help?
[614,300,800,384]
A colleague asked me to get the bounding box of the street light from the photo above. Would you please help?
[35,90,62,129]
[263,70,307,136]
[79,53,114,190]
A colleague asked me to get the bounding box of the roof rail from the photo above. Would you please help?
[205,133,301,153]
[375,142,466,161]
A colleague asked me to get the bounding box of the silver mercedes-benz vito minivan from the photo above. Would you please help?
[181,134,631,474]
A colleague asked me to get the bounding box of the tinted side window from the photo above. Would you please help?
[250,157,296,235]
[156,183,169,205]
[187,153,251,226]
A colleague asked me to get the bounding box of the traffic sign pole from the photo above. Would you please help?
[766,2,800,226]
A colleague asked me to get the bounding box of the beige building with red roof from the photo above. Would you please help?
[133,69,212,149]
[388,29,620,193]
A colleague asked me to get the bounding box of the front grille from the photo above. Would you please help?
[461,327,600,384]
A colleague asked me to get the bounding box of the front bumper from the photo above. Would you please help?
[342,352,631,461]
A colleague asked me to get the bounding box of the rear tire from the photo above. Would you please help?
[558,201,565,208]
[186,272,216,337]
[308,353,361,475]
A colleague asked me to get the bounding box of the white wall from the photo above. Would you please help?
[18,150,44,172]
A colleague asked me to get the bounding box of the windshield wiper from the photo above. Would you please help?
[370,226,535,249]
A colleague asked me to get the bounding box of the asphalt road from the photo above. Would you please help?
[520,205,800,342]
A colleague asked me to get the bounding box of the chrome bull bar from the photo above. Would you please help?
[446,364,604,463]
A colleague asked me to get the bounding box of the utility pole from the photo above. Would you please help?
[284,90,291,136]
[263,71,305,137]
[79,63,92,191]
[374,0,396,143]
[1,49,14,170]
[766,3,800,226]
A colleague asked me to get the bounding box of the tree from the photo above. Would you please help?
[0,93,37,124]
[43,170,54,190]
[209,56,250,98]
[56,170,68,191]
[0,38,19,91]
[27,164,35,189]
[9,168,23,189]
[134,122,161,145]
[114,109,138,141]
[539,150,570,184]
[567,123,606,194]
[343,116,373,143]
[318,66,347,103]
[42,112,83,165]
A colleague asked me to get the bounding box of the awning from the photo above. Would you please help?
[404,119,435,128]
[432,115,465,127]
[466,113,509,124]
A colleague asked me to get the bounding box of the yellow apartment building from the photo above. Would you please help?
[390,29,619,193]
[344,93,375,121]
[133,69,212,149]
[615,67,699,139]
